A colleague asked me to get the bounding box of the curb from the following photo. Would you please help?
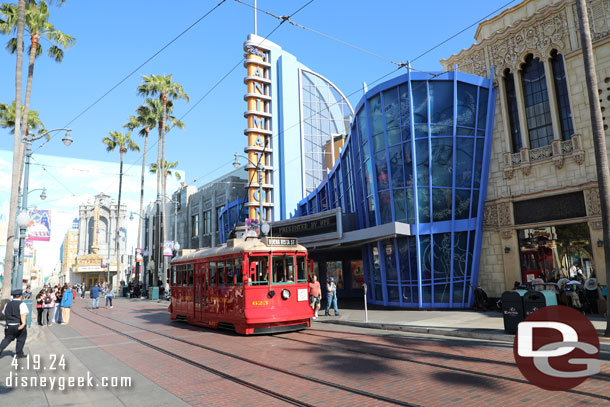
[319,319,610,352]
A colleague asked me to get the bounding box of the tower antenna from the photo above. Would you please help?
[254,0,257,35]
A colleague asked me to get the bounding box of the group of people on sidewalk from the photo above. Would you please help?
[35,283,75,327]
[308,275,340,319]
[89,282,115,309]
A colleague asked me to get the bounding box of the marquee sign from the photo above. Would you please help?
[244,35,273,224]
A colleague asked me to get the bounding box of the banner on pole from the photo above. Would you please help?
[26,209,51,241]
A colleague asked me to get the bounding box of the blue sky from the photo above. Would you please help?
[0,0,518,188]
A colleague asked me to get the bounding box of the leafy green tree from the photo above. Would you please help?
[0,100,45,137]
[102,131,139,284]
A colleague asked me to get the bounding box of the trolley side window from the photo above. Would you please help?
[182,265,187,286]
[189,264,194,286]
[218,260,225,286]
[297,256,307,283]
[226,260,234,286]
[235,258,243,286]
[210,261,217,287]
[172,265,177,285]
[272,255,294,284]
[248,256,269,285]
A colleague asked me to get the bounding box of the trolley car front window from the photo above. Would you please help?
[297,256,307,283]
[272,255,295,284]
[249,256,269,285]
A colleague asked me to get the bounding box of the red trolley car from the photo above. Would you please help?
[169,236,313,334]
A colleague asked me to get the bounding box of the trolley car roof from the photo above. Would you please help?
[171,237,307,263]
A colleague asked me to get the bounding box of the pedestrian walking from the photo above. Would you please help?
[80,283,86,299]
[308,275,321,319]
[90,283,101,309]
[0,290,29,359]
[105,285,115,308]
[325,276,340,316]
[42,288,56,326]
[23,286,32,300]
[54,286,63,324]
[60,285,73,325]
[35,289,44,326]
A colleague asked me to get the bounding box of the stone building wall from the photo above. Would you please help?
[442,0,610,296]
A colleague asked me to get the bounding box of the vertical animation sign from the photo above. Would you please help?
[244,37,272,223]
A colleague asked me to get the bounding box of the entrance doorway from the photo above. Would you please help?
[517,223,594,283]
[87,276,98,290]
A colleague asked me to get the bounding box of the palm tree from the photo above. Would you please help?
[0,100,45,138]
[0,0,73,301]
[575,0,610,336]
[150,160,182,182]
[137,74,188,288]
[103,131,139,285]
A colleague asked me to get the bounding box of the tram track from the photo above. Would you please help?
[73,308,422,407]
[281,329,610,401]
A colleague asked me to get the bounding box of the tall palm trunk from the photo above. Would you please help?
[576,0,610,336]
[116,151,124,286]
[136,129,149,286]
[160,95,168,290]
[155,121,162,286]
[2,0,27,302]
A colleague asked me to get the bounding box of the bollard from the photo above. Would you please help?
[363,283,368,323]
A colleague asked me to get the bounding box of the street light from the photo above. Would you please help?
[13,211,29,290]
[233,153,265,237]
[13,127,72,291]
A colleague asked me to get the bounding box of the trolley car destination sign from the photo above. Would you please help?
[266,237,298,246]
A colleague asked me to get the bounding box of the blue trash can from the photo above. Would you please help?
[149,287,159,300]
[23,299,33,328]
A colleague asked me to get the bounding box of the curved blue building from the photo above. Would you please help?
[293,70,496,308]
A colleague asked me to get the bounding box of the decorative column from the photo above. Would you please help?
[543,57,563,141]
[513,69,530,150]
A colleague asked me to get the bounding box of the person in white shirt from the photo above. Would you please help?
[0,290,29,358]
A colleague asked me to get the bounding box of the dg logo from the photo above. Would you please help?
[513,305,600,391]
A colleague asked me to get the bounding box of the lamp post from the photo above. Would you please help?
[232,153,265,236]
[13,128,72,291]
[13,187,47,281]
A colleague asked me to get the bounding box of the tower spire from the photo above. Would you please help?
[254,0,257,35]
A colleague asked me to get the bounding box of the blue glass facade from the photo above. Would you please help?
[296,70,496,308]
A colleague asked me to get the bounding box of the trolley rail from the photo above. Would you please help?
[73,307,422,407]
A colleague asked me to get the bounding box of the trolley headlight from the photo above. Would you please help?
[281,289,291,300]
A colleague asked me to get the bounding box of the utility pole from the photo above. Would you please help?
[576,0,610,336]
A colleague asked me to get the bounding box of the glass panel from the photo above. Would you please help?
[420,235,431,282]
[409,236,418,282]
[414,124,428,139]
[235,258,243,286]
[297,256,307,282]
[399,84,411,129]
[430,125,452,137]
[326,261,344,289]
[456,127,475,136]
[379,190,392,224]
[477,88,489,130]
[383,88,400,129]
[375,151,389,190]
[432,188,452,222]
[393,189,406,223]
[272,255,294,283]
[357,108,369,145]
[387,128,401,146]
[402,286,416,304]
[248,256,269,285]
[407,187,416,224]
[372,245,381,283]
[364,159,373,196]
[415,139,429,186]
[473,138,484,188]
[361,139,370,162]
[551,51,574,140]
[453,232,468,279]
[172,266,176,285]
[453,282,464,304]
[226,260,234,286]
[434,284,450,304]
[217,261,225,286]
[412,81,428,123]
[467,231,476,282]
[430,81,453,125]
[350,260,364,289]
[401,125,411,141]
[397,236,409,282]
[209,261,216,287]
[417,188,430,223]
[387,285,399,303]
[403,141,413,186]
[382,239,397,281]
[455,138,474,188]
[368,196,376,226]
[374,284,383,302]
[389,145,404,188]
[370,94,384,136]
[433,233,451,282]
[431,138,453,187]
[373,133,385,152]
[471,189,480,218]
[457,82,477,127]
[422,285,432,303]
[454,189,471,220]
[505,71,522,152]
[522,55,553,148]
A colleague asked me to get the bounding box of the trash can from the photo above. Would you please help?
[148,287,159,300]
[501,290,527,334]
[23,299,33,328]
[523,290,558,317]
[122,287,129,297]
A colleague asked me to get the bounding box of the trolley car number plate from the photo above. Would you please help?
[297,289,308,302]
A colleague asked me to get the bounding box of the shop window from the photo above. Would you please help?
[350,260,364,289]
[504,69,522,152]
[433,233,451,282]
[551,50,574,140]
[191,214,199,237]
[521,55,553,148]
[393,189,407,223]
[383,239,397,281]
[422,284,432,304]
[452,282,464,304]
[326,260,343,289]
[375,151,389,190]
[387,285,400,303]
[378,190,392,224]
[430,81,453,125]
[434,283,450,304]
[432,189,452,222]
[419,235,432,282]
[371,246,381,283]
[453,231,468,279]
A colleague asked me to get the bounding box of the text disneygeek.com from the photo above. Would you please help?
[4,371,132,391]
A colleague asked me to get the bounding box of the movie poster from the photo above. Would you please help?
[27,209,51,241]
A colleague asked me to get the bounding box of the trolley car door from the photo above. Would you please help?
[194,263,203,320]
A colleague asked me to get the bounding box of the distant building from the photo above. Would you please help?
[58,219,79,285]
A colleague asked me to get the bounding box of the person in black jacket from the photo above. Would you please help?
[0,290,29,358]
